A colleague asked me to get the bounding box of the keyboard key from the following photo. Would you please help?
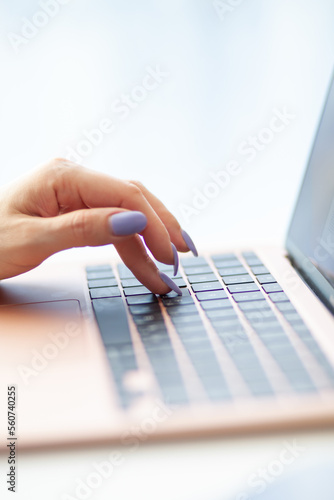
[228,283,260,293]
[200,299,233,311]
[250,265,269,275]
[188,273,218,284]
[268,292,290,303]
[86,270,115,280]
[212,253,237,262]
[88,278,118,288]
[121,278,142,288]
[132,314,164,326]
[90,287,121,299]
[205,308,238,320]
[192,282,223,292]
[128,303,161,315]
[241,251,257,260]
[275,302,297,313]
[167,304,198,316]
[171,315,203,326]
[123,286,152,296]
[184,265,212,275]
[222,275,255,285]
[196,290,228,301]
[92,298,132,345]
[86,264,112,273]
[117,264,135,279]
[218,266,248,277]
[181,256,207,268]
[233,291,264,302]
[256,274,276,284]
[214,259,240,269]
[238,300,269,311]
[262,283,283,293]
[126,294,158,305]
[243,257,262,267]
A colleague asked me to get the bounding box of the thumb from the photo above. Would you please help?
[44,208,147,254]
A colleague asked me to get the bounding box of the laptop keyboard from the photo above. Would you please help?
[86,252,334,408]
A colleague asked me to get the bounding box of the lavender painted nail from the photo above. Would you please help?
[181,229,198,257]
[171,243,179,276]
[159,272,182,296]
[109,211,147,236]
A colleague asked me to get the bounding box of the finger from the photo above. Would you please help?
[129,180,190,252]
[37,208,148,257]
[115,237,182,295]
[44,162,176,267]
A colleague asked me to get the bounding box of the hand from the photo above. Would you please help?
[0,159,198,294]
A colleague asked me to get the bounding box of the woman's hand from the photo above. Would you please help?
[0,159,198,294]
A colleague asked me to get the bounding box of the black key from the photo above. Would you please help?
[228,283,259,293]
[200,299,233,311]
[121,278,142,288]
[250,265,269,275]
[188,273,218,284]
[126,294,158,305]
[128,303,161,315]
[92,298,132,345]
[192,282,223,292]
[222,275,255,285]
[86,270,114,280]
[88,278,118,288]
[90,287,121,299]
[184,265,212,275]
[196,290,228,301]
[160,385,188,405]
[268,292,290,303]
[256,274,276,284]
[181,256,207,267]
[123,286,152,296]
[262,283,283,293]
[233,291,264,302]
[218,266,248,277]
[156,269,182,279]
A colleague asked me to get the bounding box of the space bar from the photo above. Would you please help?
[92,298,132,345]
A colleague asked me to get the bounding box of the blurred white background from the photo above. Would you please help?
[0,0,333,250]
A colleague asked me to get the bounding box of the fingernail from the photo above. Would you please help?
[171,243,179,276]
[159,272,182,296]
[181,229,198,257]
[109,211,147,236]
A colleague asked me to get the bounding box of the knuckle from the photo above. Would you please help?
[129,179,145,190]
[126,181,143,198]
[70,211,90,243]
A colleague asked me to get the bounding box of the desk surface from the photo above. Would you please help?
[1,429,333,499]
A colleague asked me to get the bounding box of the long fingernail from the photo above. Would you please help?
[181,229,198,257]
[159,272,182,296]
[109,211,147,236]
[171,243,179,276]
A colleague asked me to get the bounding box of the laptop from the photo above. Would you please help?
[1,72,334,451]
